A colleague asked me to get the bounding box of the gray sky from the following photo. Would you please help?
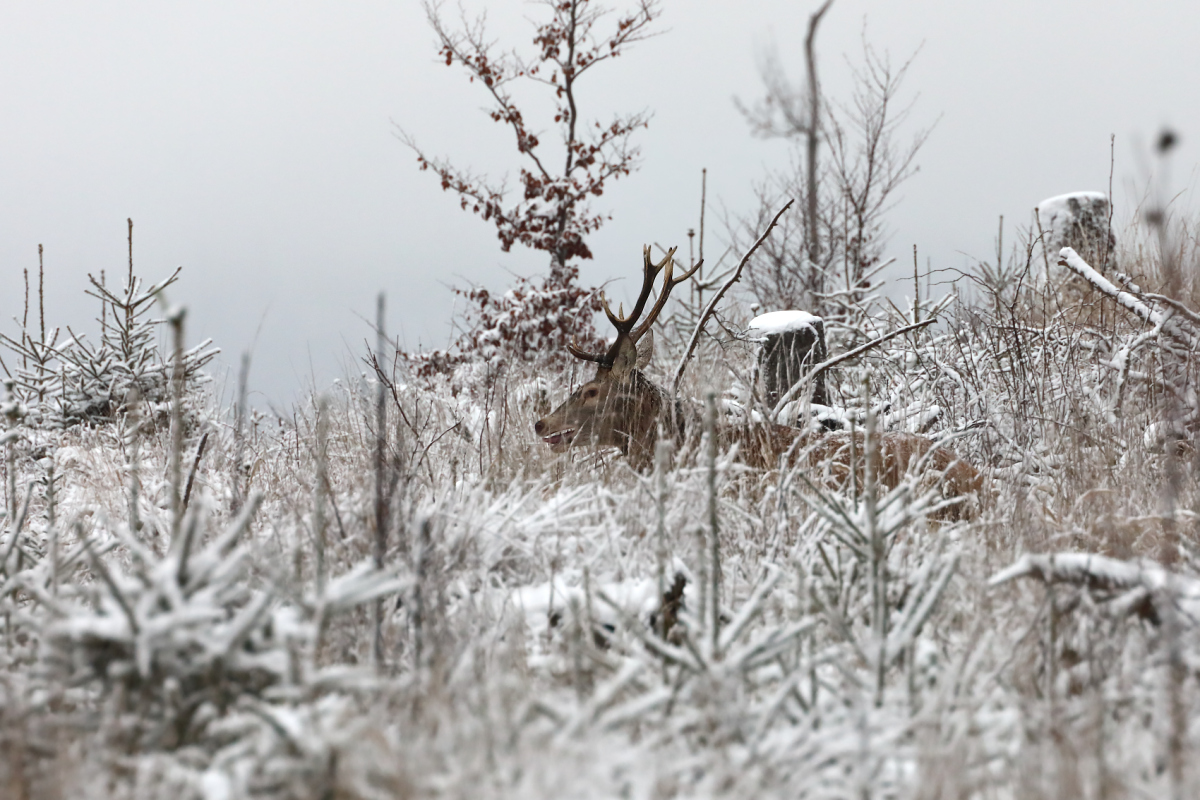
[3,0,1198,408]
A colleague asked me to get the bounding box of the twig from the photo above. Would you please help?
[673,199,794,397]
[167,307,186,548]
[372,292,389,670]
[705,393,720,658]
[770,318,936,419]
[1057,248,1166,328]
[182,432,209,515]
[1,483,35,575]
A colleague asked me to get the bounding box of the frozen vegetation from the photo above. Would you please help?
[3,221,1200,800]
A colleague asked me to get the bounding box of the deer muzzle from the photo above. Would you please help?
[534,417,577,451]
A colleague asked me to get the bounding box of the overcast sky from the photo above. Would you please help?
[3,1,1198,409]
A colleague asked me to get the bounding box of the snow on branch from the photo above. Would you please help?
[991,551,1200,625]
[1057,247,1165,327]
[1057,246,1200,360]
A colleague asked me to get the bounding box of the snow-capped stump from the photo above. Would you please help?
[747,310,829,409]
[1038,191,1117,273]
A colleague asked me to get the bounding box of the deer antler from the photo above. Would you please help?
[567,338,609,363]
[630,246,701,342]
[568,245,702,367]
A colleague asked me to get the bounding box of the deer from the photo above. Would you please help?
[533,246,983,517]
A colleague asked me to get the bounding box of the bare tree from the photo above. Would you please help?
[802,1,834,271]
[826,43,931,307]
[398,0,661,374]
[735,16,932,324]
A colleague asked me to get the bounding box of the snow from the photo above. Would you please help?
[1038,191,1108,216]
[1058,247,1164,326]
[746,310,822,339]
[1037,193,1114,267]
[990,551,1200,624]
[991,551,1200,596]
[512,576,661,630]
[1037,191,1110,238]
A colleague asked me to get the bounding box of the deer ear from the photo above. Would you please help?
[635,329,654,369]
[610,336,640,378]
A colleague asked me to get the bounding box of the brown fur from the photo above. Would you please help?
[535,365,983,518]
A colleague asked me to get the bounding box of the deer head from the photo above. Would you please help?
[534,246,700,459]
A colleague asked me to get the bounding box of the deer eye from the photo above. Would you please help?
[583,387,599,399]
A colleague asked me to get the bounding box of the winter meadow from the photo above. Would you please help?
[5,2,1200,798]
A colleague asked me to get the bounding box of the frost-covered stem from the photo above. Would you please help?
[549,525,562,637]
[182,432,207,516]
[314,396,329,597]
[373,292,389,670]
[2,481,33,652]
[232,353,249,515]
[99,269,107,337]
[695,524,708,642]
[550,0,581,281]
[570,595,585,701]
[37,244,45,346]
[655,440,670,645]
[46,457,57,594]
[1161,418,1187,800]
[21,268,29,371]
[125,218,135,343]
[1044,556,1057,738]
[864,379,886,707]
[4,384,14,518]
[905,633,916,716]
[698,167,707,303]
[126,398,142,537]
[34,247,47,401]
[1111,323,1162,418]
[1162,577,1187,800]
[583,565,595,654]
[912,244,920,324]
[168,308,185,547]
[412,518,430,673]
[673,200,794,397]
[1034,207,1053,288]
[705,392,721,656]
[804,1,832,270]
[4,441,12,524]
[311,404,331,666]
[1,483,33,575]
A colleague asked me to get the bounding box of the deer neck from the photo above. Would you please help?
[606,369,667,459]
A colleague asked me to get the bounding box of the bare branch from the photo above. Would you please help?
[673,200,794,397]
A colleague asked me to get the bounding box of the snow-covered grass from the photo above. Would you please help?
[3,234,1200,799]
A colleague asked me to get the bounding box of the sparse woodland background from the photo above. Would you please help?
[4,1,1200,798]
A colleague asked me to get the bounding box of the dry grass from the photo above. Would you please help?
[3,225,1200,798]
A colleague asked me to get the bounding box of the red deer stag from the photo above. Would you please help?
[533,247,982,515]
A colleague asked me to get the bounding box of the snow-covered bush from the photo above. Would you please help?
[41,490,406,745]
[0,263,217,429]
[407,269,603,380]
[1,420,410,796]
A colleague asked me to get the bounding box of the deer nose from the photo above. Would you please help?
[534,419,545,435]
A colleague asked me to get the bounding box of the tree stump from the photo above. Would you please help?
[748,311,828,411]
[1038,191,1117,272]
